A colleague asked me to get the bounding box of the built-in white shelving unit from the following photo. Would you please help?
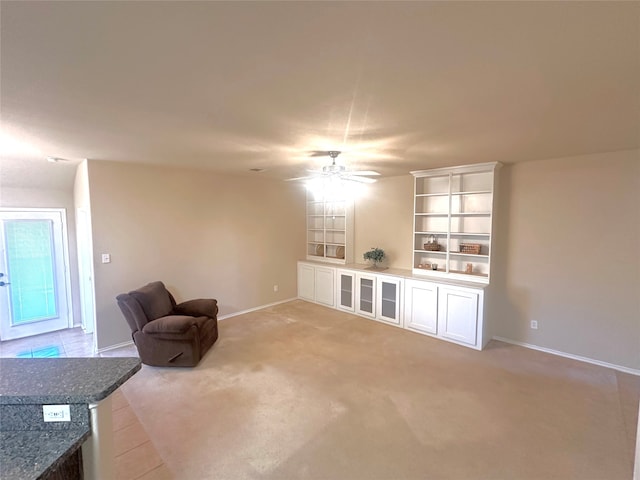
[306,192,354,264]
[411,162,501,284]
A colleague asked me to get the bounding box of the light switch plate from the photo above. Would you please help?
[101,253,111,263]
[43,404,71,422]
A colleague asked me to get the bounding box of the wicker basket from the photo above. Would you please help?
[459,243,481,255]
[423,242,440,251]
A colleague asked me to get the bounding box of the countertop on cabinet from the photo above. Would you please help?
[0,357,141,405]
[0,357,141,480]
[299,260,489,289]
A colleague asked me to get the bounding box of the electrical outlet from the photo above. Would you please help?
[43,405,71,422]
[273,285,279,292]
[530,320,538,330]
[101,253,111,264]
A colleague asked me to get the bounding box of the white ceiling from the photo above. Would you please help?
[1,1,639,189]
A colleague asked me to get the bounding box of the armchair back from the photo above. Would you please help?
[117,281,175,333]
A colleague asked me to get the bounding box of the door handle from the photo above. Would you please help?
[0,281,10,287]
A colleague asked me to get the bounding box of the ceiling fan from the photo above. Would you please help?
[286,151,380,184]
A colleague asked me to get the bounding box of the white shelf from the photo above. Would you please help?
[449,232,490,237]
[412,163,500,284]
[306,193,353,264]
[450,212,491,217]
[450,252,489,258]
[451,190,492,196]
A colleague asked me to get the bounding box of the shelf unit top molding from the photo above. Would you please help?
[411,161,502,178]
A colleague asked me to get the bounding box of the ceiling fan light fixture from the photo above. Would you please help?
[285,150,379,186]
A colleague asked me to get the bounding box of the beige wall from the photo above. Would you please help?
[354,175,414,269]
[489,150,639,370]
[0,186,83,328]
[86,160,306,350]
[352,150,639,370]
[7,151,635,370]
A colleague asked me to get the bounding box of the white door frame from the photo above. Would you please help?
[0,208,73,340]
[76,207,96,338]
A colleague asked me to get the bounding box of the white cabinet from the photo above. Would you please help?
[403,279,438,335]
[297,262,335,307]
[315,266,336,307]
[297,261,487,350]
[355,273,402,325]
[297,263,315,302]
[376,275,402,325]
[355,273,376,318]
[404,280,485,349]
[412,162,500,284]
[438,286,480,347]
[336,269,355,312]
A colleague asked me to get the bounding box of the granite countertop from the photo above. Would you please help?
[0,357,141,480]
[0,429,90,480]
[0,357,141,404]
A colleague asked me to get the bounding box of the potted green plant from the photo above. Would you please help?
[363,247,385,269]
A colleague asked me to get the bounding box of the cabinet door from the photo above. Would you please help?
[355,273,376,318]
[376,276,402,325]
[314,266,335,307]
[437,286,479,346]
[336,269,355,312]
[298,263,315,301]
[403,279,438,334]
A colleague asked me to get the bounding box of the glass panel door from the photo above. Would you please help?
[0,210,70,340]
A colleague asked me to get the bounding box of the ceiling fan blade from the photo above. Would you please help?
[308,151,331,157]
[284,175,316,182]
[347,170,381,176]
[342,175,377,184]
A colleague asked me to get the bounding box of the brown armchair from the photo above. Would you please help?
[116,281,218,367]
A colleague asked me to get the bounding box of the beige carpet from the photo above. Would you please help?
[121,300,639,480]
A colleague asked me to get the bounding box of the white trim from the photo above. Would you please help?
[493,336,640,376]
[217,298,297,321]
[0,208,74,339]
[635,401,640,480]
[96,340,134,354]
[411,161,502,177]
[98,298,297,352]
[58,208,74,329]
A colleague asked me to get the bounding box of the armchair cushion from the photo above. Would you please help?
[142,315,209,335]
[173,299,218,318]
[129,281,173,320]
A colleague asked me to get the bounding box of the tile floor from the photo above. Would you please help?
[0,328,170,479]
[0,327,138,359]
[111,388,173,479]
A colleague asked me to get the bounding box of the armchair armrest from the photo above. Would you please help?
[173,298,218,318]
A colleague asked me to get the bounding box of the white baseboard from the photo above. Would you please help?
[493,336,640,376]
[217,298,298,321]
[97,299,296,352]
[96,340,134,354]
